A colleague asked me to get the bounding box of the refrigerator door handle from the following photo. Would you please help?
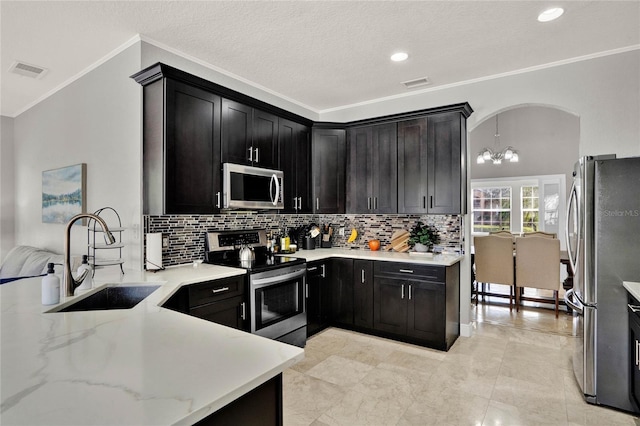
[565,289,584,315]
[565,180,580,275]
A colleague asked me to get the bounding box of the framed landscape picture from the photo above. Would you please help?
[42,163,86,224]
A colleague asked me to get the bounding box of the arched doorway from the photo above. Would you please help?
[463,104,580,335]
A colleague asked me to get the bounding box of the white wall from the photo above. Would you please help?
[0,116,16,261]
[321,49,640,158]
[140,41,319,121]
[11,43,143,269]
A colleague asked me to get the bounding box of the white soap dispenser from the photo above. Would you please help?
[41,263,60,305]
[76,255,93,290]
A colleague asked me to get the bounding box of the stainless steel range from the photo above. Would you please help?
[204,229,307,347]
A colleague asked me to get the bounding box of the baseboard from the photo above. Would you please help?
[460,322,474,337]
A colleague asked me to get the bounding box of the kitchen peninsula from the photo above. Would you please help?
[0,265,304,425]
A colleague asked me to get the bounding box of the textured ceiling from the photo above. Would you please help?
[1,1,639,117]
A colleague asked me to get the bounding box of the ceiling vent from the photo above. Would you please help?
[9,61,48,79]
[401,77,430,89]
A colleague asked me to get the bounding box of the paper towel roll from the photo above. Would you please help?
[146,233,163,271]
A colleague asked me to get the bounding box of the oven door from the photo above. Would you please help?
[223,163,284,210]
[249,265,306,339]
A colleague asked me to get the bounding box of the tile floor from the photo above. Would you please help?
[282,303,639,425]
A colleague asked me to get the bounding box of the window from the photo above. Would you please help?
[472,187,511,232]
[521,185,539,232]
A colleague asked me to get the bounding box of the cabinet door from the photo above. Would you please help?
[221,99,252,165]
[331,258,353,326]
[296,125,312,213]
[397,118,429,214]
[312,128,346,213]
[189,295,246,330]
[347,126,373,213]
[164,79,221,214]
[353,260,374,329]
[279,119,311,213]
[306,262,323,336]
[373,277,407,335]
[371,122,398,213]
[406,281,445,343]
[252,109,278,169]
[631,312,640,411]
[427,113,462,214]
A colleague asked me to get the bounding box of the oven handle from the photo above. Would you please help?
[251,268,306,288]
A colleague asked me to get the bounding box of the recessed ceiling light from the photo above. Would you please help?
[538,7,564,22]
[390,52,409,62]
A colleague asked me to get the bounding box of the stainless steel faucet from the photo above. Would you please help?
[64,213,116,296]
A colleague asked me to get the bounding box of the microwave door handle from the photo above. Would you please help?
[270,174,281,206]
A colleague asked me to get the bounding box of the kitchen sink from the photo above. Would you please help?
[51,285,160,312]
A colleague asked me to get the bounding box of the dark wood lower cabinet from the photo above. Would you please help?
[194,373,282,426]
[353,260,374,329]
[306,261,331,337]
[330,258,354,327]
[372,261,459,351]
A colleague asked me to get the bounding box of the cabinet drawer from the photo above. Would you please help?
[374,262,445,282]
[189,295,246,330]
[188,275,245,308]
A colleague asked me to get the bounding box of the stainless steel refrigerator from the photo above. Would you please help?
[565,155,640,413]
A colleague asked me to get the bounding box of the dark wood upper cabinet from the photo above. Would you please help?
[347,123,397,213]
[252,109,279,169]
[141,78,222,215]
[279,119,311,213]
[398,111,467,215]
[222,99,279,169]
[312,128,346,214]
[427,112,466,214]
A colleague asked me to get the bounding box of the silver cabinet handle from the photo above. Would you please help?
[374,197,378,210]
[629,304,640,313]
[293,197,298,210]
[361,269,365,283]
[636,339,640,368]
[298,197,303,210]
[240,302,246,320]
[254,147,259,163]
[316,198,319,210]
[399,269,414,274]
[306,283,309,298]
[321,264,326,278]
[212,287,229,294]
[409,284,412,300]
[430,195,433,209]
[368,197,371,210]
[216,191,221,209]
[401,284,405,299]
[248,147,253,162]
[307,266,318,272]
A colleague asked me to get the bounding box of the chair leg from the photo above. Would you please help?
[475,281,479,306]
[554,290,559,318]
[515,286,519,312]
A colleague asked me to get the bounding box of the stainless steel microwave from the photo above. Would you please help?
[222,163,284,210]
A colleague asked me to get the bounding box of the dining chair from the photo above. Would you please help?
[523,231,557,238]
[515,236,561,317]
[473,235,515,309]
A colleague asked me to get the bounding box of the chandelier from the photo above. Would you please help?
[476,114,519,165]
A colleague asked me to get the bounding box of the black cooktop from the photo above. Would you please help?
[204,246,305,273]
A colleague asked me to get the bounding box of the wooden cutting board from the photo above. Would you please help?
[384,230,410,252]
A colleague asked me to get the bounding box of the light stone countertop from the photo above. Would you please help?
[282,247,464,266]
[0,263,304,425]
[624,281,640,302]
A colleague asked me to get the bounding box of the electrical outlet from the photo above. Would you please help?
[162,236,169,248]
[339,227,345,236]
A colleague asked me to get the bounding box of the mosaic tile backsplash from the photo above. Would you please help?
[145,213,462,267]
